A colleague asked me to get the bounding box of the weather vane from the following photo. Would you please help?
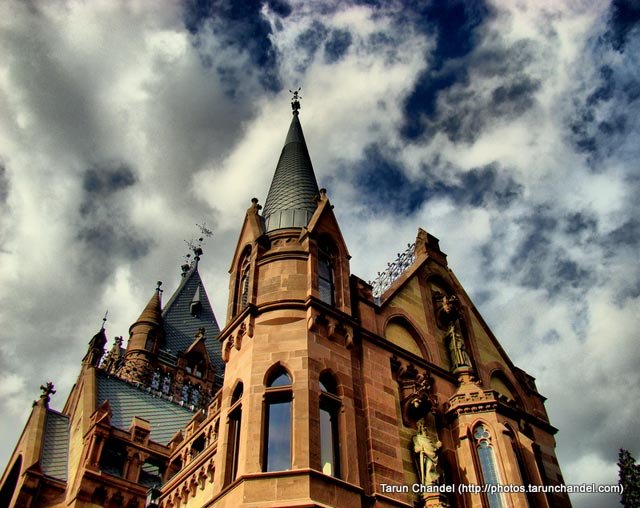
[182,222,214,276]
[290,87,301,113]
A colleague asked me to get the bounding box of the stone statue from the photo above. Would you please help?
[447,326,471,369]
[413,419,442,486]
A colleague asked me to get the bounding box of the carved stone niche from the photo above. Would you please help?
[391,356,438,427]
[432,291,460,331]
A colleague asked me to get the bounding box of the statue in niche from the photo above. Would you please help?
[412,418,442,486]
[434,292,472,371]
[447,327,471,370]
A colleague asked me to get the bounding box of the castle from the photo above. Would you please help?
[0,94,570,508]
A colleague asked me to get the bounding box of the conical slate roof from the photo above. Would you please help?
[133,290,162,327]
[160,264,223,383]
[262,112,320,231]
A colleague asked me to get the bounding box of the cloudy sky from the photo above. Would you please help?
[0,1,638,506]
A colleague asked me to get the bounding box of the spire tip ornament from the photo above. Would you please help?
[289,87,301,114]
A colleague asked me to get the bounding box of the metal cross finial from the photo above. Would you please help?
[39,381,56,406]
[156,281,163,295]
[101,310,108,330]
[290,87,302,113]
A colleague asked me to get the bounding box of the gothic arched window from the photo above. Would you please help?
[474,424,504,508]
[235,247,251,315]
[225,382,243,485]
[263,367,292,472]
[318,239,335,305]
[319,372,340,478]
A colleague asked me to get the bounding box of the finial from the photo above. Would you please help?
[181,222,214,276]
[35,382,56,407]
[156,281,163,294]
[101,310,108,330]
[289,87,301,114]
[248,197,262,214]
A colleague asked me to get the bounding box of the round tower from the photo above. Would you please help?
[118,283,163,384]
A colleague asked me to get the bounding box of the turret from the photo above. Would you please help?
[118,283,163,384]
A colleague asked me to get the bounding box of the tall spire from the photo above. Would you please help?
[262,90,320,232]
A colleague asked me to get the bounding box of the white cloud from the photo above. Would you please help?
[0,3,637,507]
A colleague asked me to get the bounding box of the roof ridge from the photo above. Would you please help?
[161,265,198,318]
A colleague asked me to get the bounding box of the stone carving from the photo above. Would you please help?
[415,227,428,253]
[391,357,437,426]
[433,292,472,372]
[447,327,471,370]
[413,419,442,487]
[101,336,124,374]
[222,336,234,363]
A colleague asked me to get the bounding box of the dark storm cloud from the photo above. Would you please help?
[76,162,150,281]
[495,208,596,295]
[352,146,522,214]
[295,21,329,72]
[569,2,640,164]
[569,63,634,161]
[182,0,287,91]
[324,29,352,64]
[352,145,428,215]
[402,27,542,143]
[605,0,640,52]
[400,0,492,140]
[490,76,541,118]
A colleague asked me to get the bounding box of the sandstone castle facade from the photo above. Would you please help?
[0,96,570,508]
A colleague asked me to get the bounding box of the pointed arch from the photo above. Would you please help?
[0,455,22,508]
[263,362,293,387]
[234,245,252,316]
[263,363,293,472]
[224,380,244,486]
[489,369,524,408]
[470,421,505,508]
[384,315,430,360]
[317,235,337,306]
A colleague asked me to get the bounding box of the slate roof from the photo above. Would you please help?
[96,372,194,444]
[161,265,223,383]
[262,112,319,231]
[41,410,69,481]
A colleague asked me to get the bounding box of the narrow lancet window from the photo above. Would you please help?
[264,367,292,472]
[318,240,335,305]
[225,383,243,485]
[474,424,504,508]
[319,372,340,477]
